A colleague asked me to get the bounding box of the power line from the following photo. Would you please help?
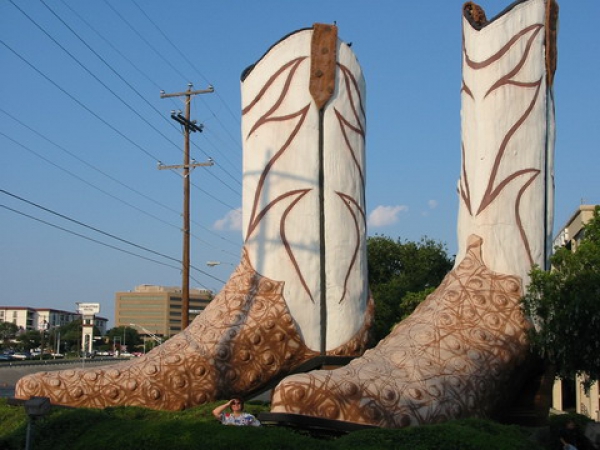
[0,117,241,254]
[0,37,161,163]
[1,188,180,265]
[58,0,170,96]
[43,0,242,195]
[15,0,243,197]
[0,202,180,273]
[129,0,244,152]
[0,37,240,211]
[56,0,241,181]
[0,128,178,232]
[102,0,189,83]
[12,0,183,153]
[0,189,226,285]
[1,4,243,270]
[159,84,214,329]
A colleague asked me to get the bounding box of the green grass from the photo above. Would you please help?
[0,399,566,450]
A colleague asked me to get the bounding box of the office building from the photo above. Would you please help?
[114,285,213,338]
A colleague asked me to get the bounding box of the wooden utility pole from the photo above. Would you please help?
[159,83,214,330]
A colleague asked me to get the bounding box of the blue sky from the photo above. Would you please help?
[1,1,598,327]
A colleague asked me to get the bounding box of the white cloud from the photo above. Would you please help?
[428,199,438,209]
[213,208,242,231]
[368,205,408,227]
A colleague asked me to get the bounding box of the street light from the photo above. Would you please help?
[129,323,163,346]
[206,261,234,267]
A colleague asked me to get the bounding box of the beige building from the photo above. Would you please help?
[0,306,107,334]
[114,285,213,338]
[551,205,599,419]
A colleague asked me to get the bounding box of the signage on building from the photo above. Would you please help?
[76,303,100,315]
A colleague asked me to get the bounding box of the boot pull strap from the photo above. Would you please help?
[310,23,338,110]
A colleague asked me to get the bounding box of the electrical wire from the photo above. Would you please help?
[0,190,227,285]
[0,37,160,163]
[0,37,240,213]
[0,122,241,256]
[12,0,242,197]
[129,0,244,161]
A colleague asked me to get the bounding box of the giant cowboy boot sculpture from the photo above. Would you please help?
[271,0,558,427]
[15,24,373,410]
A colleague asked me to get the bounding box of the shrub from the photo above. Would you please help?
[0,400,546,450]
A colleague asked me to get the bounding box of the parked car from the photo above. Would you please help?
[11,352,31,360]
[0,354,14,361]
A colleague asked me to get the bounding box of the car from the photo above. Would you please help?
[11,352,30,360]
[0,354,14,361]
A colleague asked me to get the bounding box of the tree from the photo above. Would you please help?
[107,326,141,351]
[15,329,42,351]
[522,206,600,387]
[368,235,454,343]
[53,320,102,353]
[0,322,19,349]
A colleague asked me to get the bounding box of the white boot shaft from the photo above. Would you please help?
[457,0,556,284]
[241,25,368,351]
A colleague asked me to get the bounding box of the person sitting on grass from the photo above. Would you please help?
[560,419,585,450]
[212,397,261,426]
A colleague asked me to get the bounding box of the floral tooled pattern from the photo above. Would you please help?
[15,248,372,410]
[271,235,530,427]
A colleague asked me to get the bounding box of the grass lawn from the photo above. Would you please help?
[1,398,587,450]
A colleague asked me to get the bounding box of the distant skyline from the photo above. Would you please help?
[2,1,598,327]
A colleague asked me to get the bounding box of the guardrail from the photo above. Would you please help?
[0,356,124,368]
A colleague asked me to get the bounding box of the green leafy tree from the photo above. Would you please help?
[0,322,19,350]
[368,235,454,343]
[57,319,84,352]
[523,206,600,386]
[15,329,41,351]
[53,320,102,353]
[398,288,437,321]
[107,326,142,351]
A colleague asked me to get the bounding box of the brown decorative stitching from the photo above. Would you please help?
[279,189,315,302]
[245,105,310,239]
[464,24,542,70]
[335,192,364,304]
[514,170,541,267]
[242,57,306,118]
[271,236,530,427]
[459,143,473,216]
[484,26,543,98]
[337,63,366,135]
[476,80,542,215]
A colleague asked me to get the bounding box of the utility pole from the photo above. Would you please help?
[159,83,214,330]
